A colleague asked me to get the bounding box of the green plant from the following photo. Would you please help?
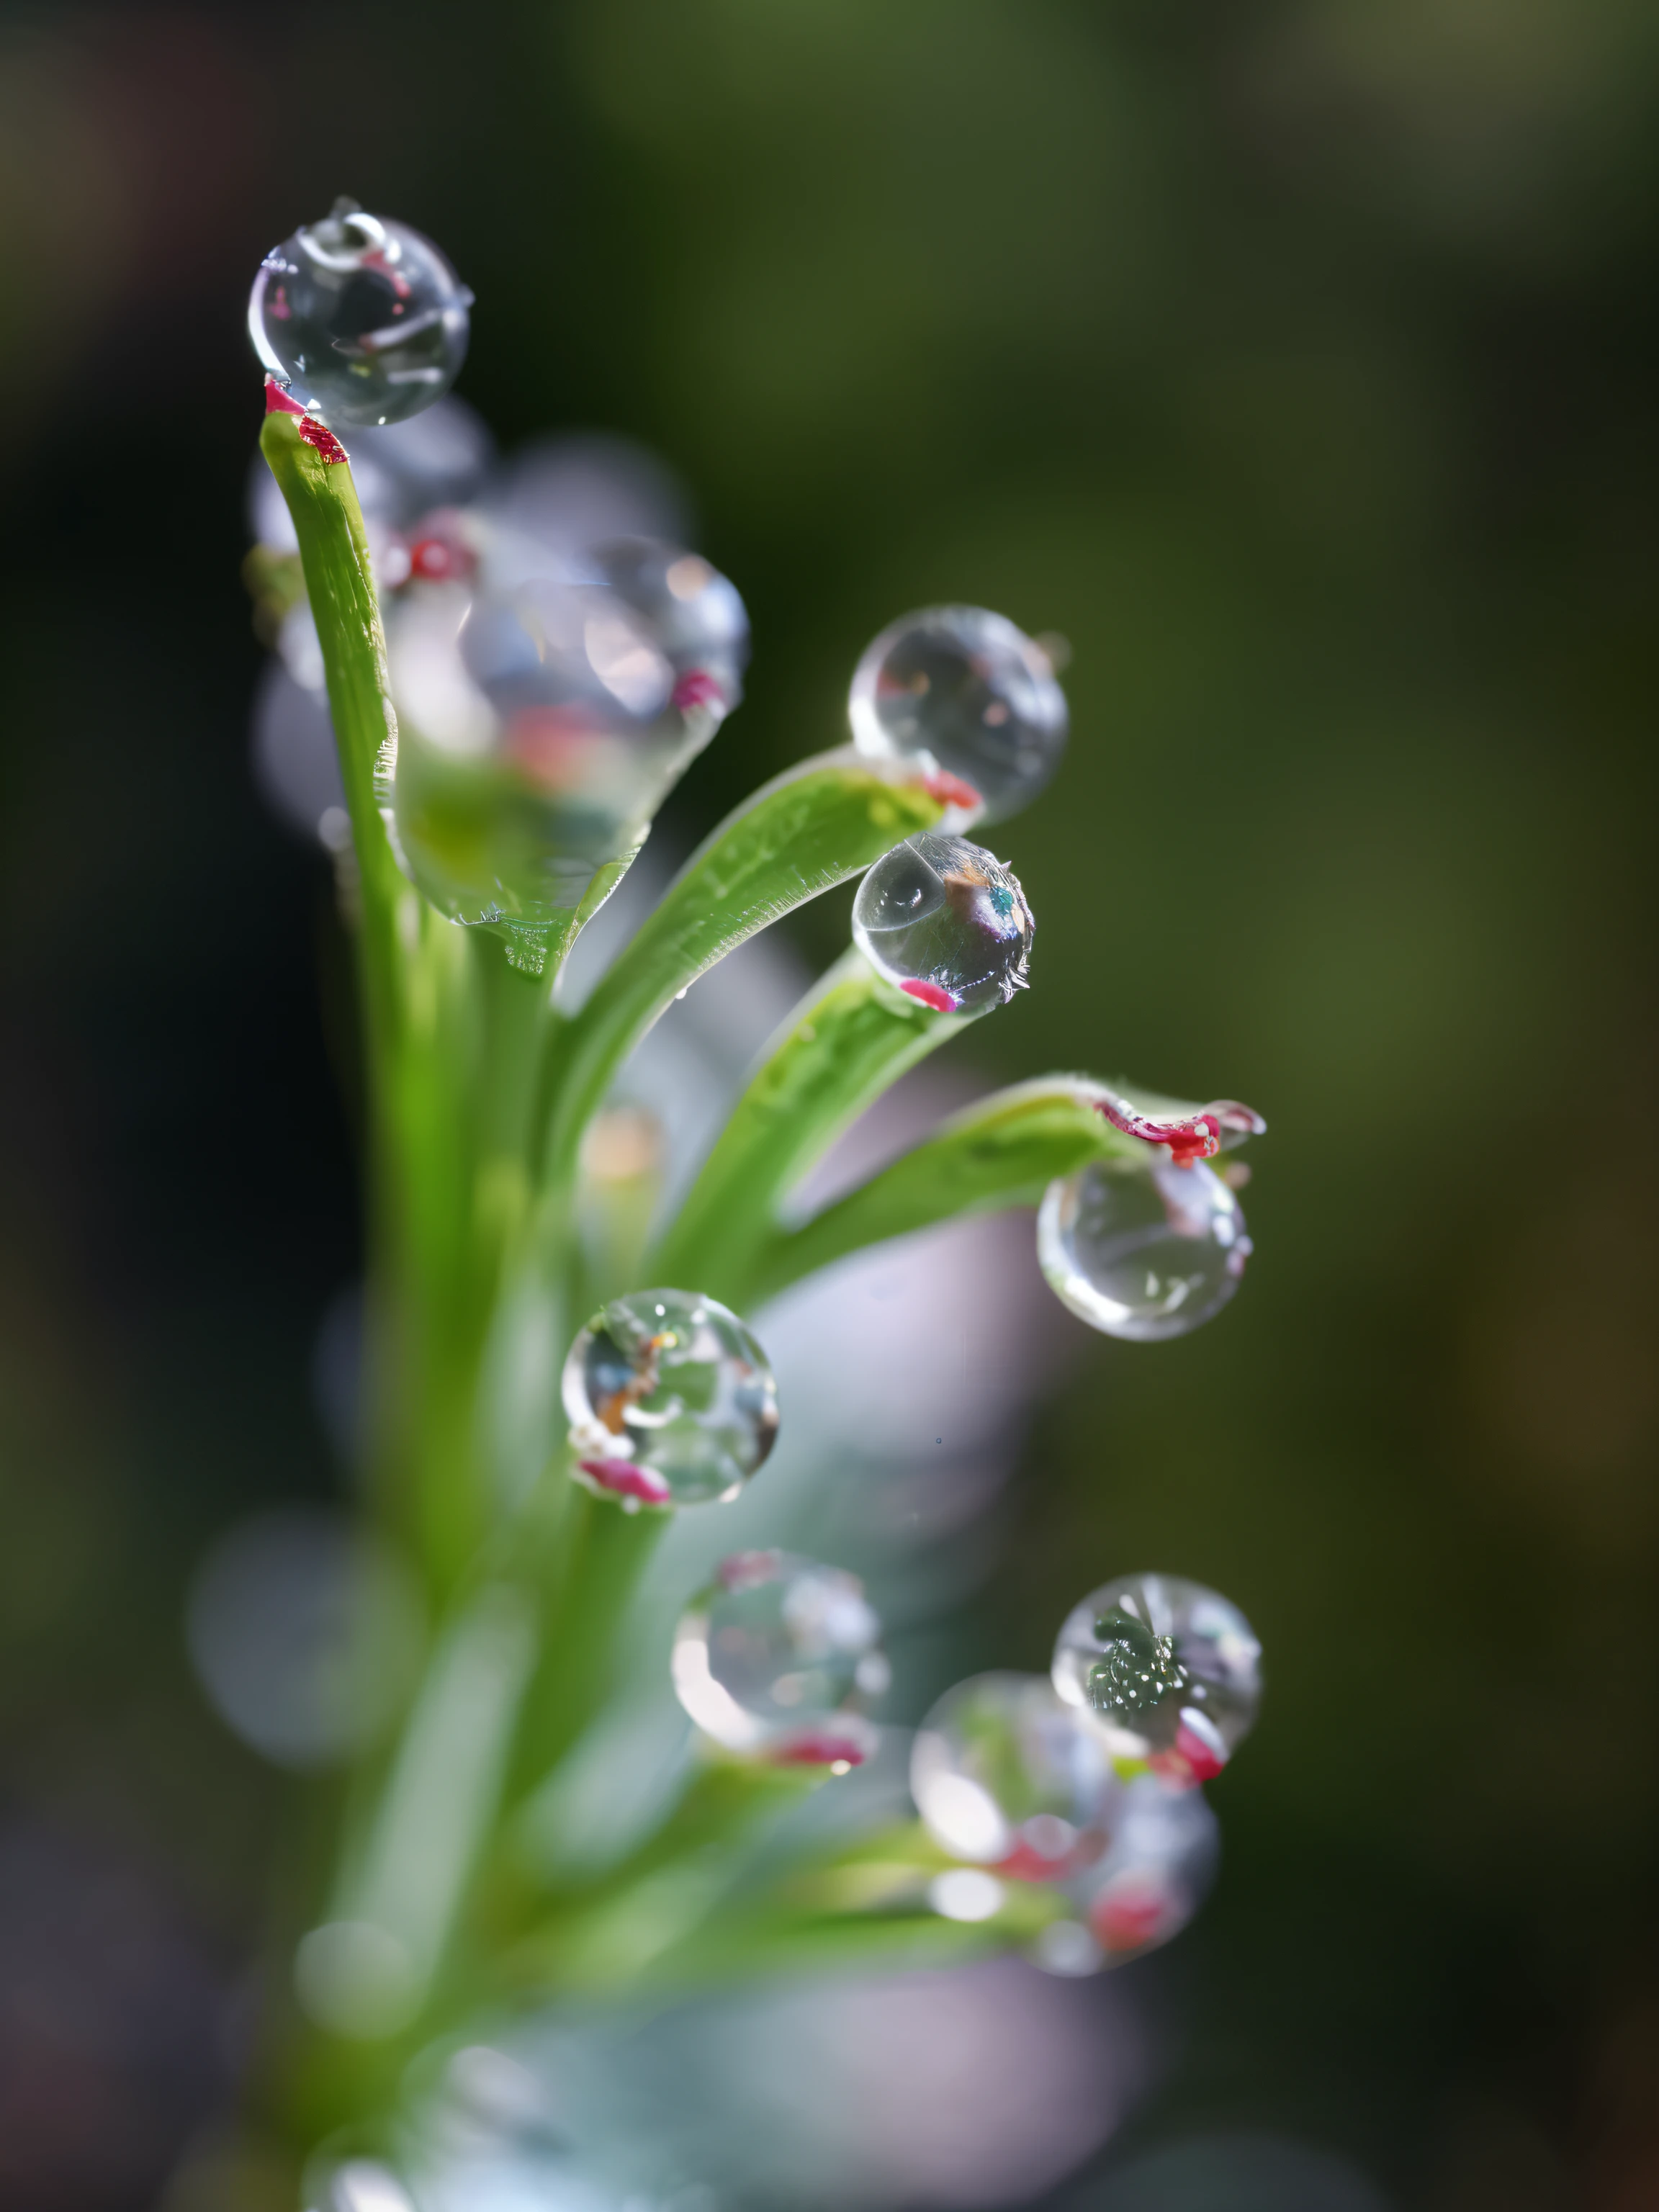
[226,209,1266,2212]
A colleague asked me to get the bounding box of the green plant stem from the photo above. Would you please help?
[501,1485,668,1803]
[649,948,980,1301]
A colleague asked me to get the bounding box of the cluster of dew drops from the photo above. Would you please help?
[253,205,1269,1975]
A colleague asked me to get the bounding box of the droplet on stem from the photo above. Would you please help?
[852,832,1033,1012]
[849,606,1068,824]
[249,198,472,429]
[562,1289,779,1508]
[1051,1573,1262,1784]
[673,1550,886,1764]
[1038,1156,1250,1340]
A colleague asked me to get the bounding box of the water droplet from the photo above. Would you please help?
[1061,1774,1220,1964]
[852,832,1033,1012]
[562,1289,778,1507]
[849,606,1068,824]
[1052,1573,1262,1781]
[672,1549,884,1763]
[910,1671,1121,1876]
[387,541,746,957]
[1038,1157,1250,1340]
[249,198,471,429]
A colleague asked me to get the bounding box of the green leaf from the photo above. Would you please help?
[740,1076,1145,1306]
[258,412,404,935]
[649,948,981,1302]
[539,750,953,1190]
[500,1812,1061,1997]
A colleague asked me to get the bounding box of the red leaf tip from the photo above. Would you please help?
[264,377,348,464]
[920,770,984,812]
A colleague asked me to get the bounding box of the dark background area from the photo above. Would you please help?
[1,3,1657,2206]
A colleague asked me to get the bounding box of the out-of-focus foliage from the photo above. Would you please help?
[0,3,1656,2206]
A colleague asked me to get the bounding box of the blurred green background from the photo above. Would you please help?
[1,3,1656,2206]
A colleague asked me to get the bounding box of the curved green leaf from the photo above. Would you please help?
[540,750,954,1186]
[739,1076,1146,1307]
[649,948,981,1301]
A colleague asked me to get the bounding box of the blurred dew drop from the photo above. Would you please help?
[849,605,1068,824]
[853,832,1033,1012]
[294,1918,423,2041]
[1038,1157,1250,1341]
[1055,1775,1220,1969]
[481,433,691,560]
[672,1549,885,1763]
[912,1671,1120,1877]
[186,1508,423,1770]
[306,2159,418,2212]
[251,659,346,845]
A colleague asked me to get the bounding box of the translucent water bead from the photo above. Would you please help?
[562,1290,779,1509]
[672,1550,889,1766]
[1038,1156,1250,1341]
[250,198,472,428]
[387,542,746,961]
[849,606,1068,824]
[852,832,1033,1013]
[1050,1776,1220,1970]
[588,539,750,703]
[911,1672,1120,1879]
[1052,1573,1262,1785]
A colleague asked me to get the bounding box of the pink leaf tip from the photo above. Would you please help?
[576,1457,673,1508]
[899,978,961,1013]
[1094,1087,1265,1167]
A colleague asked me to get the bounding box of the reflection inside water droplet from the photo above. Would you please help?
[853,832,1033,1012]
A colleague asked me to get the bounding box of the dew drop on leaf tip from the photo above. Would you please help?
[853,832,1033,1012]
[250,198,472,429]
[1038,1154,1251,1341]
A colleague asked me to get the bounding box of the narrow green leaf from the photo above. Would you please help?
[540,750,953,1189]
[649,948,981,1302]
[741,1076,1145,1305]
[258,411,404,935]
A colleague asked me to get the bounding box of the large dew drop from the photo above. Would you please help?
[911,1671,1121,1879]
[849,606,1068,824]
[673,1550,888,1766]
[387,536,747,969]
[1052,1573,1262,1785]
[1038,1156,1249,1341]
[852,832,1033,1012]
[562,1289,778,1509]
[249,199,472,428]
